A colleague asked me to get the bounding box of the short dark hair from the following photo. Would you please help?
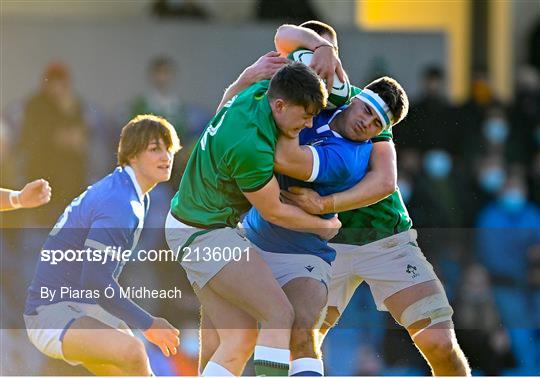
[268,62,328,114]
[300,20,337,44]
[148,56,175,72]
[365,76,409,126]
[117,114,181,166]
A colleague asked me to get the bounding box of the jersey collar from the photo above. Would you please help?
[316,108,344,138]
[123,165,146,204]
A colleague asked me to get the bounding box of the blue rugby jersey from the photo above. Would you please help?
[24,166,153,330]
[243,106,372,264]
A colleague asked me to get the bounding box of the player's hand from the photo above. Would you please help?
[317,215,341,240]
[310,45,347,92]
[19,179,51,209]
[281,186,325,214]
[243,51,290,84]
[143,317,180,357]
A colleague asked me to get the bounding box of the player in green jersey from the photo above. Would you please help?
[166,62,341,376]
[199,66,410,377]
[277,21,471,376]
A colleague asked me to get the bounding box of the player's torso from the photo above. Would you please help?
[172,81,277,228]
[337,85,412,246]
[25,168,144,312]
[245,108,373,263]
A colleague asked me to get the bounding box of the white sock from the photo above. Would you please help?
[201,361,234,376]
[290,357,324,376]
[254,345,290,364]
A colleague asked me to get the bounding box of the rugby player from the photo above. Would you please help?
[23,115,181,376]
[278,21,471,376]
[0,179,51,211]
[165,63,340,376]
[200,56,408,376]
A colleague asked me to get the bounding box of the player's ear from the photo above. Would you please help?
[273,98,286,113]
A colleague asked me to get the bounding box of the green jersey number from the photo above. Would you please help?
[200,95,237,151]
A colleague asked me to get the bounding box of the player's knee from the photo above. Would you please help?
[117,337,149,374]
[416,330,456,361]
[265,300,295,329]
[222,329,258,360]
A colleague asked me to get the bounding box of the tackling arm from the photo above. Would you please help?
[216,51,289,113]
[243,176,340,240]
[274,135,314,181]
[283,141,397,214]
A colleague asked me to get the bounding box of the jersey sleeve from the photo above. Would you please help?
[307,141,372,184]
[372,127,393,142]
[228,131,275,192]
[81,199,153,330]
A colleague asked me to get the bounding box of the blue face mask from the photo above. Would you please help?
[424,150,452,179]
[398,179,412,204]
[499,189,526,213]
[483,119,509,143]
[479,168,505,193]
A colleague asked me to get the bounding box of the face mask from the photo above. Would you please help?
[397,179,412,204]
[479,168,505,193]
[499,189,526,213]
[483,119,509,143]
[424,150,452,179]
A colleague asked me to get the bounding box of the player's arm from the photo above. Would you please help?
[0,179,51,211]
[82,214,179,356]
[274,24,346,89]
[80,254,179,357]
[274,134,314,181]
[283,141,397,214]
[216,51,289,113]
[242,176,340,240]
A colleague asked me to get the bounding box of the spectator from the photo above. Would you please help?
[407,149,465,227]
[476,172,540,372]
[394,65,457,154]
[122,56,210,186]
[257,0,320,22]
[530,150,540,204]
[18,62,90,227]
[454,264,515,375]
[465,153,507,224]
[152,0,210,20]
[506,67,540,166]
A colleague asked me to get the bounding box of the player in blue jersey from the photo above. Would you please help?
[23,115,181,376]
[277,21,470,376]
[198,53,408,375]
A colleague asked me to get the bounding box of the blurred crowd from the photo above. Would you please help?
[1,51,539,375]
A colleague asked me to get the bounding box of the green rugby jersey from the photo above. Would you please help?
[335,85,412,245]
[170,81,277,228]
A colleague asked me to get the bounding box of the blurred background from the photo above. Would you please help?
[1,0,540,375]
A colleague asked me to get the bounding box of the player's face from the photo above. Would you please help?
[273,100,317,138]
[130,139,174,191]
[340,97,384,142]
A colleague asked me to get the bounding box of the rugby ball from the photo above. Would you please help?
[288,48,351,109]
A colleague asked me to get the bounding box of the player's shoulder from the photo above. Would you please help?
[87,168,139,211]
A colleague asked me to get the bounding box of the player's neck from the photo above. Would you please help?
[128,166,156,195]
